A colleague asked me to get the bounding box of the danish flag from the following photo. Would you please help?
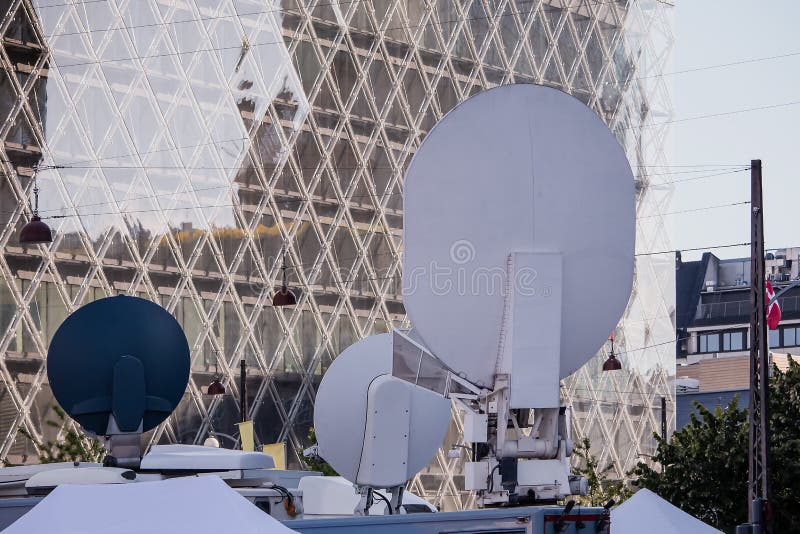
[766,280,782,330]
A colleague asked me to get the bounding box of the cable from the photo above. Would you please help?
[486,464,501,493]
[269,483,297,517]
[22,165,749,219]
[45,136,250,168]
[35,0,122,8]
[660,167,751,185]
[45,0,636,40]
[372,491,393,514]
[630,100,800,131]
[635,50,800,80]
[47,1,658,70]
[34,193,746,221]
[635,242,750,257]
[41,0,644,42]
[0,163,744,222]
[32,189,401,217]
[567,396,668,409]
[565,387,672,399]
[20,165,748,219]
[43,0,370,37]
[31,163,748,175]
[637,200,750,219]
[635,167,749,178]
[37,0,800,96]
[15,161,746,221]
[635,163,751,168]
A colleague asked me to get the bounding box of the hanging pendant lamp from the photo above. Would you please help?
[20,167,52,245]
[272,246,296,307]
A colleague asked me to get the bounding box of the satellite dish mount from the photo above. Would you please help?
[399,84,634,506]
[47,296,191,469]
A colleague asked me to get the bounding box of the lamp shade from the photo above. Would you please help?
[602,355,622,371]
[20,216,52,245]
[206,379,226,395]
[272,286,297,307]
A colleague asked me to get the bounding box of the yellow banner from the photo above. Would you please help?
[237,420,254,452]
[262,442,287,470]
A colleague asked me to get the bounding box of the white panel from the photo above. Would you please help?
[315,335,450,488]
[298,477,360,516]
[403,84,634,389]
[141,445,274,471]
[464,459,500,491]
[464,462,488,491]
[407,383,452,476]
[357,375,411,487]
[509,252,562,408]
[463,411,488,443]
[313,334,392,483]
[517,458,571,493]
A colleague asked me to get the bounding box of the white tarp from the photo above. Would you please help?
[3,475,299,534]
[612,488,723,534]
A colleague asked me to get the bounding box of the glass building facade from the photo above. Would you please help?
[0,0,674,510]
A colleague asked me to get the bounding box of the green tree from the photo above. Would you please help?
[20,405,105,464]
[301,427,338,476]
[573,437,632,507]
[632,357,800,533]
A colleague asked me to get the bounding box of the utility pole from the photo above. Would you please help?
[740,160,771,534]
[240,358,248,423]
[660,396,667,442]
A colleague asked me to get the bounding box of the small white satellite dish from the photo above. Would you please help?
[402,84,634,397]
[313,334,451,489]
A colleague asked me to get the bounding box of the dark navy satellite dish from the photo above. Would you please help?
[47,296,190,436]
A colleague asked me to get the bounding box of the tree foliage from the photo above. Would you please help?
[632,357,800,533]
[19,405,105,464]
[301,427,338,476]
[573,437,632,507]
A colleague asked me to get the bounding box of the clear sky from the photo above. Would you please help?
[670,1,800,260]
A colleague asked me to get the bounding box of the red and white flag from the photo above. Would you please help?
[766,280,782,330]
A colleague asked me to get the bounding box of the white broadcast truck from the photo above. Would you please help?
[0,83,631,534]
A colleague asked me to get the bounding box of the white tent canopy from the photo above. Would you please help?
[612,489,723,534]
[4,475,299,534]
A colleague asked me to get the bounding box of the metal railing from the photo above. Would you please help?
[697,295,800,320]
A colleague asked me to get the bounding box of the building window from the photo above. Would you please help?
[769,328,781,348]
[723,331,744,351]
[698,333,720,353]
[783,326,800,347]
[698,330,748,353]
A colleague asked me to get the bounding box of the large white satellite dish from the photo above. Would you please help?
[315,84,635,509]
[313,334,451,492]
[402,84,634,397]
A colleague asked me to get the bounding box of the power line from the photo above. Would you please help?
[41,0,643,43]
[637,50,800,80]
[638,200,750,219]
[35,190,401,219]
[36,0,113,8]
[661,167,751,185]
[36,0,800,93]
[36,200,755,236]
[41,0,368,37]
[637,100,800,130]
[637,167,749,177]
[636,242,750,257]
[40,163,747,176]
[636,163,751,168]
[17,165,748,218]
[565,386,671,398]
[33,136,251,168]
[47,2,655,70]
[35,188,401,216]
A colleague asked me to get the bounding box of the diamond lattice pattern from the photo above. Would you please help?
[0,0,673,511]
